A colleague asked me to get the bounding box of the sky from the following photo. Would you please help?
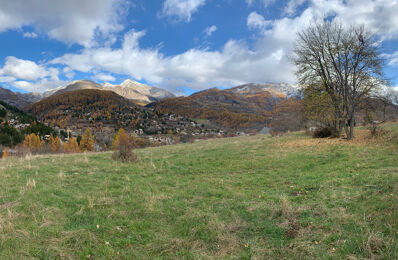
[0,0,397,95]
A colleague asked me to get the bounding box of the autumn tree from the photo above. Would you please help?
[80,128,95,152]
[23,133,42,153]
[2,148,8,158]
[49,134,62,153]
[112,128,137,162]
[111,133,119,151]
[64,138,80,153]
[294,22,385,139]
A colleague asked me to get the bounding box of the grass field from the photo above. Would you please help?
[1,124,398,259]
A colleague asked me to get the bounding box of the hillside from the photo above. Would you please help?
[1,123,398,258]
[26,89,224,146]
[0,86,32,109]
[27,89,134,128]
[149,83,300,131]
[0,100,54,147]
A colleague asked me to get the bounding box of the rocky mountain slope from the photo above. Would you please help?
[0,86,35,109]
[104,79,175,104]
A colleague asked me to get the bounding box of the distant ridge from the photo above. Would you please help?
[0,79,175,108]
[148,82,301,131]
[103,79,175,104]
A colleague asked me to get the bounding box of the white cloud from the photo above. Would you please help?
[247,12,272,30]
[0,76,16,83]
[162,0,206,22]
[62,67,75,80]
[0,57,64,92]
[4,0,398,94]
[94,73,116,82]
[303,0,398,39]
[245,0,276,8]
[0,56,56,81]
[383,51,398,66]
[23,32,38,38]
[0,0,127,47]
[283,0,307,15]
[203,25,217,37]
[52,29,296,92]
[12,79,67,92]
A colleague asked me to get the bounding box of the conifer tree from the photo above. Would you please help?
[112,128,137,162]
[111,133,119,151]
[80,128,94,151]
[49,134,62,153]
[64,138,80,153]
[23,133,42,153]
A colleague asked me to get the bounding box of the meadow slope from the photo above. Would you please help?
[1,124,398,259]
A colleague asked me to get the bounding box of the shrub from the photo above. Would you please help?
[368,123,387,138]
[112,128,137,162]
[312,127,337,138]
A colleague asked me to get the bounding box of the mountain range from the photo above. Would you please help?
[148,83,301,130]
[0,79,176,109]
[1,80,301,131]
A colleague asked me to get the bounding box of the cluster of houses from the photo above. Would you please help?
[3,118,31,130]
[47,108,228,148]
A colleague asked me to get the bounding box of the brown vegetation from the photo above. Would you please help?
[149,87,284,130]
[112,128,137,162]
[80,128,94,152]
[64,138,80,153]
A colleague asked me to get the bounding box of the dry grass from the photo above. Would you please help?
[0,124,398,258]
[274,129,389,149]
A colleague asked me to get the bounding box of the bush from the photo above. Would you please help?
[112,129,137,162]
[312,127,337,138]
[368,123,387,138]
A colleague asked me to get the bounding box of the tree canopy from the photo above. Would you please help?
[294,22,385,139]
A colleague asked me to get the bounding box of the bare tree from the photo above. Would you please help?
[294,22,385,139]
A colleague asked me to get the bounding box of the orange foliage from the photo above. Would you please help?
[80,128,95,151]
[23,133,42,153]
[2,148,8,158]
[49,134,62,153]
[64,138,80,153]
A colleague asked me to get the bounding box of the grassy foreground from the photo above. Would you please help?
[1,124,398,259]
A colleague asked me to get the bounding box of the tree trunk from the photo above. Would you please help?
[345,114,355,140]
[348,118,355,140]
[344,124,350,139]
[383,103,387,122]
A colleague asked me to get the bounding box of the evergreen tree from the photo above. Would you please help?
[23,133,42,153]
[64,138,80,153]
[49,134,62,153]
[80,128,94,151]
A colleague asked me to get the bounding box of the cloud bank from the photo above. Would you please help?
[1,0,398,94]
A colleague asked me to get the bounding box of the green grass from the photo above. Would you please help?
[1,123,398,259]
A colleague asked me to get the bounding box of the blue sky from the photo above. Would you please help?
[0,0,397,95]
